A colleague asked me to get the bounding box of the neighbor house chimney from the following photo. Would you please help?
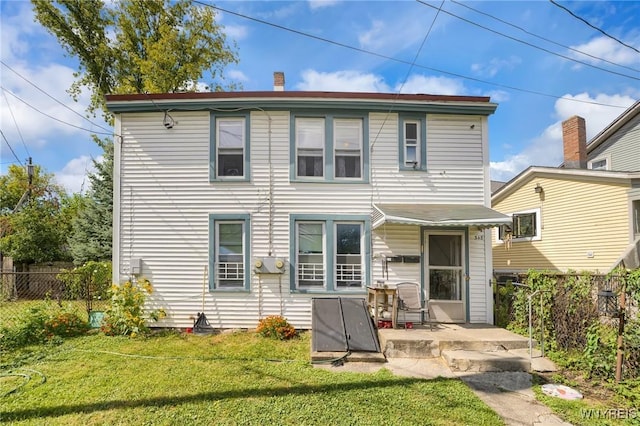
[562,115,587,169]
[273,71,285,91]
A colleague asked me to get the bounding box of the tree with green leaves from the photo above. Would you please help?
[0,165,72,265]
[68,138,113,265]
[32,0,239,118]
[33,0,239,263]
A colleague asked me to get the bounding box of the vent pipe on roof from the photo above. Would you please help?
[273,71,285,91]
[562,115,587,169]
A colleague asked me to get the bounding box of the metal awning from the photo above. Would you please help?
[372,203,512,229]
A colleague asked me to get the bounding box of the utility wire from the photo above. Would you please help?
[416,0,639,81]
[451,0,640,74]
[198,2,628,109]
[0,60,112,133]
[549,0,640,54]
[0,87,112,136]
[1,90,31,158]
[0,129,24,166]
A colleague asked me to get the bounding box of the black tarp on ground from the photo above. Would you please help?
[311,298,380,353]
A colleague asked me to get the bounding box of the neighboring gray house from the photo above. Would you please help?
[105,73,509,329]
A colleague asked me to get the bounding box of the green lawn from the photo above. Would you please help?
[1,331,504,425]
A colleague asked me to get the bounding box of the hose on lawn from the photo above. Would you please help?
[0,368,46,397]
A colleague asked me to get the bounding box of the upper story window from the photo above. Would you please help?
[209,214,250,291]
[334,119,362,178]
[291,113,368,183]
[210,114,250,181]
[497,208,541,242]
[398,114,427,171]
[296,118,325,178]
[291,215,370,292]
[588,157,609,171]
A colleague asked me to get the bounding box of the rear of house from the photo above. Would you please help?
[106,79,506,329]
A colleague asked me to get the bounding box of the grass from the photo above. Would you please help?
[1,331,504,425]
[0,300,108,329]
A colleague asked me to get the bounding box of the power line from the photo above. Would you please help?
[549,0,640,54]
[0,129,24,166]
[416,0,639,81]
[198,1,628,109]
[0,60,112,133]
[0,87,113,136]
[450,0,640,74]
[1,90,31,158]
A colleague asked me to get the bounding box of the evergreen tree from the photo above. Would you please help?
[68,139,113,265]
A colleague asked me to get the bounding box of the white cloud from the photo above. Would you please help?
[296,69,390,92]
[223,24,248,41]
[490,92,637,182]
[358,20,386,50]
[227,69,249,82]
[471,56,522,78]
[396,75,466,96]
[308,0,340,10]
[569,35,640,66]
[54,155,99,194]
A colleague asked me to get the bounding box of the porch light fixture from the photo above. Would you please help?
[534,184,543,194]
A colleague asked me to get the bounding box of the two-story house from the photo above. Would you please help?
[105,73,509,329]
[492,101,640,275]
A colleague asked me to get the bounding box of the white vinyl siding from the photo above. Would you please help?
[114,109,492,328]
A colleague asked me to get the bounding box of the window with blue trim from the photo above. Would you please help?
[292,114,367,182]
[292,216,368,292]
[399,114,427,170]
[210,114,250,181]
[210,215,250,290]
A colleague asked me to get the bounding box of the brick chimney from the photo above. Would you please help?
[273,71,285,91]
[562,115,587,169]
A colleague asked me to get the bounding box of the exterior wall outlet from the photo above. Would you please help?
[130,257,142,275]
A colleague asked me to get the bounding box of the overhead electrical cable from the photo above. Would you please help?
[0,87,113,136]
[0,60,112,133]
[451,0,640,74]
[1,90,31,158]
[196,1,628,109]
[0,129,24,166]
[416,0,639,81]
[549,0,640,54]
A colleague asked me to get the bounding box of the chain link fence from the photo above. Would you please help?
[0,270,107,329]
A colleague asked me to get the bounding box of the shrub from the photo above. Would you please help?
[101,277,165,337]
[0,302,89,350]
[256,315,297,340]
[44,311,90,338]
[57,261,112,310]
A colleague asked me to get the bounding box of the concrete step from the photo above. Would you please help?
[311,351,386,363]
[439,339,531,352]
[441,349,531,372]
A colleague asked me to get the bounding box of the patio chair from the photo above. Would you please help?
[396,282,432,330]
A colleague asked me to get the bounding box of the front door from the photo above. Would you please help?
[424,230,466,322]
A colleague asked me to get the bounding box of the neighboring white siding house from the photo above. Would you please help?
[106,90,507,329]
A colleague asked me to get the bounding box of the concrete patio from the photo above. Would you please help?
[312,323,556,373]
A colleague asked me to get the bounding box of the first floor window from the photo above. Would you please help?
[335,223,363,287]
[293,217,368,291]
[498,209,540,241]
[217,118,245,178]
[633,200,640,238]
[296,222,325,288]
[215,221,244,288]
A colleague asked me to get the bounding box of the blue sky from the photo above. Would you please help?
[1,0,639,194]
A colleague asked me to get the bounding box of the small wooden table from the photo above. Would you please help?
[367,286,398,329]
